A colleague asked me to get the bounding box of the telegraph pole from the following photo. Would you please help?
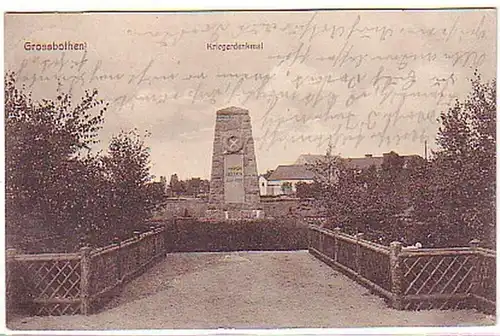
[424,140,428,161]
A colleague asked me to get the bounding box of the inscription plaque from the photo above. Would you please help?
[224,154,245,203]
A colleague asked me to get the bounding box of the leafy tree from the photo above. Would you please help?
[5,72,157,250]
[427,71,496,247]
[303,147,426,243]
[296,181,317,199]
[101,130,152,238]
[169,173,186,196]
[302,72,495,248]
[5,72,107,246]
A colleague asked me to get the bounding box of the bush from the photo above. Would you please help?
[164,218,309,252]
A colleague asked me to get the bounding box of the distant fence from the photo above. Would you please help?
[6,226,165,316]
[308,225,495,314]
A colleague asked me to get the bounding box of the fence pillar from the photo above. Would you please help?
[151,228,157,258]
[469,239,480,249]
[161,224,167,256]
[133,231,141,270]
[319,228,324,252]
[80,246,92,315]
[390,241,403,310]
[469,239,481,303]
[113,238,122,283]
[355,233,364,274]
[333,228,341,262]
[6,248,18,312]
[307,225,313,252]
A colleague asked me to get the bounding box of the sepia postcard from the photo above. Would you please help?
[3,8,497,333]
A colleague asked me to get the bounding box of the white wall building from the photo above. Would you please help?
[263,165,315,196]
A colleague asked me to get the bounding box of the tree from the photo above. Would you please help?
[303,146,423,242]
[263,170,274,179]
[5,72,107,245]
[296,182,317,199]
[101,130,152,238]
[185,178,202,196]
[426,71,496,247]
[303,144,349,224]
[169,173,186,196]
[5,72,157,250]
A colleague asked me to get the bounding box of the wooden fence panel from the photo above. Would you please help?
[336,238,357,270]
[473,250,496,313]
[14,255,82,315]
[120,240,140,280]
[322,234,336,260]
[309,229,321,251]
[358,245,391,291]
[399,252,477,310]
[8,227,166,316]
[89,247,121,299]
[308,225,495,314]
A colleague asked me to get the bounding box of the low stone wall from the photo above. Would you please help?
[157,197,319,220]
[159,198,209,218]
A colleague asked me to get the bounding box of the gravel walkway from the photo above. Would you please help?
[8,251,495,330]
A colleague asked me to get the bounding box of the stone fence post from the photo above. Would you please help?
[390,241,403,310]
[80,246,92,315]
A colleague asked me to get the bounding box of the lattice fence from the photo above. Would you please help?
[400,250,476,310]
[10,254,83,315]
[308,225,496,314]
[7,226,166,316]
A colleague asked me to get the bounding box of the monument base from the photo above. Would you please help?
[204,208,265,221]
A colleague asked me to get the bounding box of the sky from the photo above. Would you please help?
[4,9,496,180]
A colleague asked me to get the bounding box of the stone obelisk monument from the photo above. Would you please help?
[208,106,262,219]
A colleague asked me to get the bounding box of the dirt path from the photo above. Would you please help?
[8,251,495,330]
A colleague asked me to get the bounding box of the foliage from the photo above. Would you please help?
[427,71,496,247]
[5,71,106,243]
[99,130,154,240]
[167,174,210,197]
[280,181,293,194]
[5,72,160,251]
[302,71,496,248]
[295,182,317,199]
[165,218,308,252]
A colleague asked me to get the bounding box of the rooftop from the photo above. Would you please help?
[262,152,426,180]
[267,165,315,181]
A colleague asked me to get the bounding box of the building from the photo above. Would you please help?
[295,153,423,170]
[260,152,423,196]
[259,175,269,196]
[262,165,315,196]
